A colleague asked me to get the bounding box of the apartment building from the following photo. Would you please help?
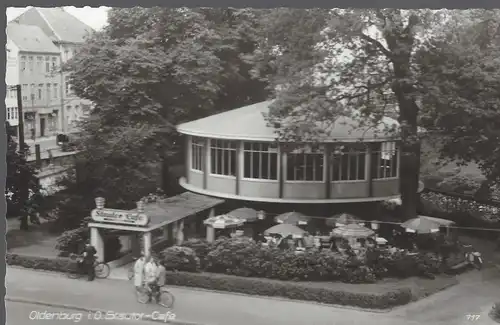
[12,7,94,134]
[6,23,62,139]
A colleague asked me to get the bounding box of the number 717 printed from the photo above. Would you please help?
[466,314,481,321]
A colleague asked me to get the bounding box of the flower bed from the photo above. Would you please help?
[420,192,500,224]
[157,237,461,284]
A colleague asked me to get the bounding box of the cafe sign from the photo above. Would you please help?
[91,208,149,226]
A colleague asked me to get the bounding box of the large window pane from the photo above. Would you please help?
[331,144,366,181]
[243,142,278,180]
[286,145,324,181]
[191,137,204,171]
[210,139,236,176]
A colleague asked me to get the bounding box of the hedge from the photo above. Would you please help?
[161,271,413,309]
[5,252,412,309]
[6,253,75,272]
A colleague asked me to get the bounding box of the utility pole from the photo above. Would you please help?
[59,64,66,134]
[16,84,25,154]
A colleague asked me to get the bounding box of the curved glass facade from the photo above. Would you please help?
[182,136,400,203]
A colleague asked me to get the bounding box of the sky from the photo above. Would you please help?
[6,6,110,31]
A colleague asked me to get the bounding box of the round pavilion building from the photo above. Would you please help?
[176,100,401,204]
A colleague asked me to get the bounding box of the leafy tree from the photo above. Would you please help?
[251,9,493,219]
[5,121,43,230]
[416,10,500,200]
[55,8,271,230]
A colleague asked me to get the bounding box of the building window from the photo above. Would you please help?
[28,56,33,72]
[7,108,11,120]
[45,56,50,73]
[286,145,324,181]
[53,84,58,98]
[38,84,43,100]
[30,84,35,101]
[52,57,57,69]
[331,144,366,181]
[10,89,16,99]
[36,56,42,72]
[371,142,399,179]
[65,76,70,95]
[20,56,26,71]
[46,83,51,101]
[191,137,205,171]
[22,84,28,100]
[210,139,236,176]
[243,142,278,180]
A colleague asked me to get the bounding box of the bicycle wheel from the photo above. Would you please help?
[136,287,150,304]
[157,287,175,308]
[94,263,110,279]
[127,267,134,280]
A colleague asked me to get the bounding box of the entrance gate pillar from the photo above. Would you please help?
[143,231,152,257]
[90,226,104,262]
[206,226,215,243]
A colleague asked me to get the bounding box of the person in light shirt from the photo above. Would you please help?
[133,252,146,289]
[143,254,159,294]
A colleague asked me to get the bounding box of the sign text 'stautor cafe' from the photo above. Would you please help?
[91,197,150,227]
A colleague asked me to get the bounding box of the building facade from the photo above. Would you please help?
[177,100,401,204]
[6,23,62,139]
[11,7,94,135]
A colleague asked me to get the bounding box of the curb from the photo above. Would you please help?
[6,297,201,325]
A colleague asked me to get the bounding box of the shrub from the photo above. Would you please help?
[6,253,74,272]
[162,270,413,309]
[56,227,89,256]
[55,227,122,262]
[160,246,200,272]
[181,238,213,268]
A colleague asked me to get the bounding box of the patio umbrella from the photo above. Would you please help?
[400,215,444,234]
[274,212,310,225]
[331,224,375,238]
[228,207,259,222]
[264,224,308,238]
[204,214,245,229]
[326,213,364,227]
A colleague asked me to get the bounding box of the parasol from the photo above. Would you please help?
[204,214,244,229]
[400,215,450,234]
[326,213,364,227]
[228,207,259,222]
[264,224,308,238]
[274,211,310,225]
[331,224,375,238]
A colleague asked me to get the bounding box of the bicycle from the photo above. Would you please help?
[67,253,111,279]
[463,244,483,270]
[136,282,175,308]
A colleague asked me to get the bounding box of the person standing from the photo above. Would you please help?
[82,242,97,281]
[133,252,146,289]
[143,255,159,300]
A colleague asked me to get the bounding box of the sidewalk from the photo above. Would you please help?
[6,266,414,325]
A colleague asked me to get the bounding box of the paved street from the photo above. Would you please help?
[5,266,500,325]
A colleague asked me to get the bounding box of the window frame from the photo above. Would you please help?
[242,142,279,181]
[209,139,237,178]
[330,143,367,183]
[371,142,399,180]
[285,144,325,183]
[190,137,205,172]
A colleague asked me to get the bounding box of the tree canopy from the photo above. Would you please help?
[251,9,500,218]
[55,8,271,230]
[5,122,42,229]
